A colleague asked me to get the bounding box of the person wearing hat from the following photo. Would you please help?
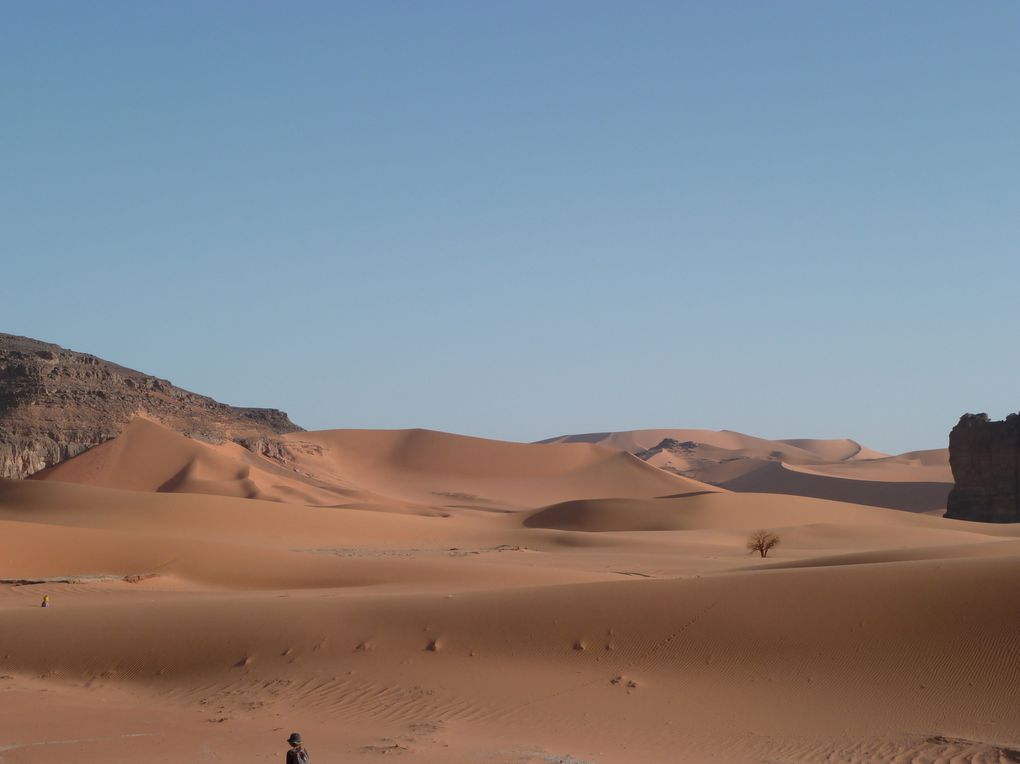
[286,732,310,763]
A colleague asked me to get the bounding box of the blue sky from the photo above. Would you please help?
[3,1,1019,453]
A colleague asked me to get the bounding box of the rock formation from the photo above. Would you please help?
[0,333,303,479]
[945,413,1020,522]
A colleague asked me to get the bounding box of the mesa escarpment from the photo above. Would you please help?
[945,413,1020,522]
[0,333,302,479]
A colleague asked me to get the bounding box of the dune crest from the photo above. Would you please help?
[35,418,721,511]
[543,428,952,512]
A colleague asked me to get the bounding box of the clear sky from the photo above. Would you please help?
[3,2,1019,454]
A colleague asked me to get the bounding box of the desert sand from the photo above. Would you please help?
[2,419,1018,763]
[543,429,953,513]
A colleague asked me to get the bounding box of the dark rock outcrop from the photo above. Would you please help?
[633,438,698,460]
[945,413,1020,522]
[0,333,303,479]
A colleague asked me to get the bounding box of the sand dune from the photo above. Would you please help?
[36,418,720,511]
[523,491,982,534]
[282,427,722,508]
[541,427,854,463]
[38,420,949,514]
[0,478,617,591]
[32,418,361,506]
[3,494,1020,763]
[6,420,1017,763]
[776,436,888,461]
[784,447,951,481]
[713,459,951,512]
[541,428,952,513]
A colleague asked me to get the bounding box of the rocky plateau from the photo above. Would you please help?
[0,333,302,479]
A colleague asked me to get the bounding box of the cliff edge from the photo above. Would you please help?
[945,412,1020,522]
[0,333,303,479]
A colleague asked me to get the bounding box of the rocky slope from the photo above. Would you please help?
[0,333,302,479]
[945,413,1020,522]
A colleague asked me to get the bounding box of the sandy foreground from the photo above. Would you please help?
[2,422,1018,763]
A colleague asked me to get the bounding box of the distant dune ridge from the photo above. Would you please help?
[542,429,953,512]
[33,418,720,511]
[32,418,952,514]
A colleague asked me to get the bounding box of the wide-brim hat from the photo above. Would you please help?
[287,732,303,745]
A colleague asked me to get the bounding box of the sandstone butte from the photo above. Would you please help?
[946,412,1020,522]
[0,332,302,479]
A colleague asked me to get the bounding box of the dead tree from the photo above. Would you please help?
[747,529,780,558]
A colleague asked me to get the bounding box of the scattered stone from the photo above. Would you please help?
[361,742,410,755]
[122,573,158,584]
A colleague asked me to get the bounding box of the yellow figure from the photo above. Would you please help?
[41,595,49,608]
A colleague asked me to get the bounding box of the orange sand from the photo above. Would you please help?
[2,420,1015,763]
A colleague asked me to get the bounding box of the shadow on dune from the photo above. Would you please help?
[717,461,951,512]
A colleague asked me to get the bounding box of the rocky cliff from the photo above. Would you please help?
[945,413,1020,522]
[0,333,303,479]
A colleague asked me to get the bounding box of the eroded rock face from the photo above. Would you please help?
[945,413,1020,522]
[0,333,303,479]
